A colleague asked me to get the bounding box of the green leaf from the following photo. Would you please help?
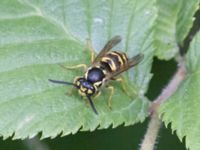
[154,0,199,60]
[0,0,156,139]
[160,30,200,150]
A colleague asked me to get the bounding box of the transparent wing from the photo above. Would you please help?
[92,35,122,64]
[106,53,144,79]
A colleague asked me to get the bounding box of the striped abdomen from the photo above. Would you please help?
[100,51,128,72]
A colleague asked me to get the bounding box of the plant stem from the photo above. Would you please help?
[139,56,187,150]
[149,56,186,114]
[140,112,161,150]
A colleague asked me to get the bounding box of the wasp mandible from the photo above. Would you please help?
[49,36,144,115]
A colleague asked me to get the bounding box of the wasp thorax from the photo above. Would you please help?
[74,77,96,96]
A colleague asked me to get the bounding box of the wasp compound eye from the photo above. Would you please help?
[75,77,85,88]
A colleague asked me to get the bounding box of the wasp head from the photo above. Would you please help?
[74,77,96,97]
[48,77,98,115]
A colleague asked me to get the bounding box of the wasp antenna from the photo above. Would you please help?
[48,79,76,87]
[87,96,98,115]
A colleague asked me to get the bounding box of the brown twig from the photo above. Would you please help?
[140,112,161,150]
[139,56,187,150]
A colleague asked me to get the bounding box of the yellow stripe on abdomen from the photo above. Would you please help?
[101,56,117,71]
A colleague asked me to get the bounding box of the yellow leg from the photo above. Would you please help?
[115,77,129,95]
[107,86,114,109]
[65,88,74,96]
[58,64,87,71]
[94,91,101,99]
[86,39,96,62]
[84,98,90,106]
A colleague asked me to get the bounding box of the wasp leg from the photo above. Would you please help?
[86,39,96,62]
[106,86,114,109]
[115,77,129,96]
[83,97,89,104]
[58,64,87,71]
[83,91,101,108]
[65,88,75,96]
[94,91,101,99]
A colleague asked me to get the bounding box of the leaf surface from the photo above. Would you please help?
[0,0,156,139]
[154,0,199,59]
[160,30,200,150]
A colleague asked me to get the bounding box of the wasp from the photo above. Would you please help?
[49,36,144,115]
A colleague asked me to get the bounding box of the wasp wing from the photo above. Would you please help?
[106,53,144,79]
[92,35,122,64]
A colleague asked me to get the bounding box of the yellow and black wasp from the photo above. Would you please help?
[49,36,144,115]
